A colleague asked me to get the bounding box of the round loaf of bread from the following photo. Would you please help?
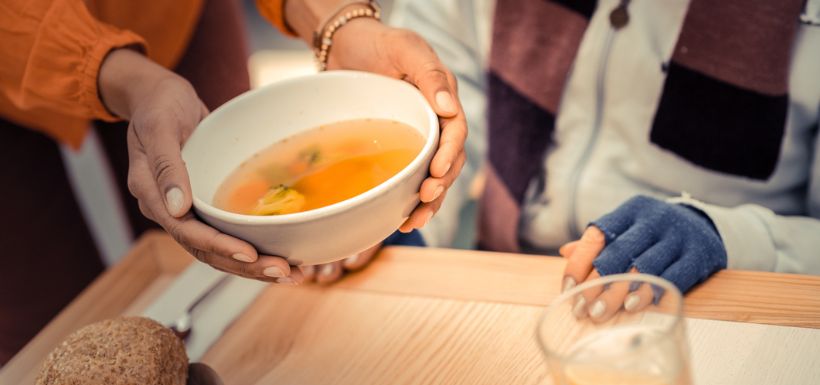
[36,316,188,385]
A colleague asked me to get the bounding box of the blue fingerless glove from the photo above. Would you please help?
[590,195,727,294]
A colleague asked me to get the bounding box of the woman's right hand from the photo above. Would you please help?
[98,49,303,284]
[327,19,468,233]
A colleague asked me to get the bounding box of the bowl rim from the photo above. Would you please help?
[188,70,439,225]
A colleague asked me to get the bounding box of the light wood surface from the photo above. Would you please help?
[3,231,820,384]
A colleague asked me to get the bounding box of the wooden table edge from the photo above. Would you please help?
[3,232,819,383]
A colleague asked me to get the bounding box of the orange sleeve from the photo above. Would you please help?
[256,0,299,37]
[0,0,147,124]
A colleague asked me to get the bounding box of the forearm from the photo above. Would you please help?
[98,49,186,120]
[257,0,368,43]
[673,197,820,274]
[284,0,335,44]
[0,0,145,121]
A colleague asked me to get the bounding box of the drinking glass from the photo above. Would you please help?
[536,273,691,385]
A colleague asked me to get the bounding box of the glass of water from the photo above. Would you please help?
[536,273,691,385]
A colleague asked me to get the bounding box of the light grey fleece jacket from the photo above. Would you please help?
[391,0,820,274]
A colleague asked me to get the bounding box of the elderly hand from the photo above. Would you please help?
[329,18,467,233]
[559,196,727,321]
[98,49,303,284]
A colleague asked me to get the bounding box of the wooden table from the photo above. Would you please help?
[3,231,820,384]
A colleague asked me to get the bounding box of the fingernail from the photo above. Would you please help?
[165,187,185,217]
[624,293,641,311]
[276,277,296,285]
[562,276,576,293]
[345,254,359,266]
[321,264,335,277]
[431,185,444,201]
[572,296,587,318]
[232,253,254,263]
[589,300,606,319]
[435,91,457,115]
[263,266,285,278]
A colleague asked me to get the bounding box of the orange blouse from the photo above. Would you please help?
[0,0,203,148]
[0,0,297,149]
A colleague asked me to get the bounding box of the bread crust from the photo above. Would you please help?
[36,316,188,385]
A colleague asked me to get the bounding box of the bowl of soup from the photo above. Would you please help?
[182,71,438,265]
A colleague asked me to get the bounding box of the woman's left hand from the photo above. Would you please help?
[329,18,467,233]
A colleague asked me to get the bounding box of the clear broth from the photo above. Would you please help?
[557,325,689,385]
[213,118,424,215]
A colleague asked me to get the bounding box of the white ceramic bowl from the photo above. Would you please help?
[182,71,438,265]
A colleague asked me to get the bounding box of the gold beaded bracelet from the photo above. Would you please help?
[312,0,381,71]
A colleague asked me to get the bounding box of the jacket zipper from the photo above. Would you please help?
[566,27,617,239]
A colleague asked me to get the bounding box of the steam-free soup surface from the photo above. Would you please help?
[214,118,424,215]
